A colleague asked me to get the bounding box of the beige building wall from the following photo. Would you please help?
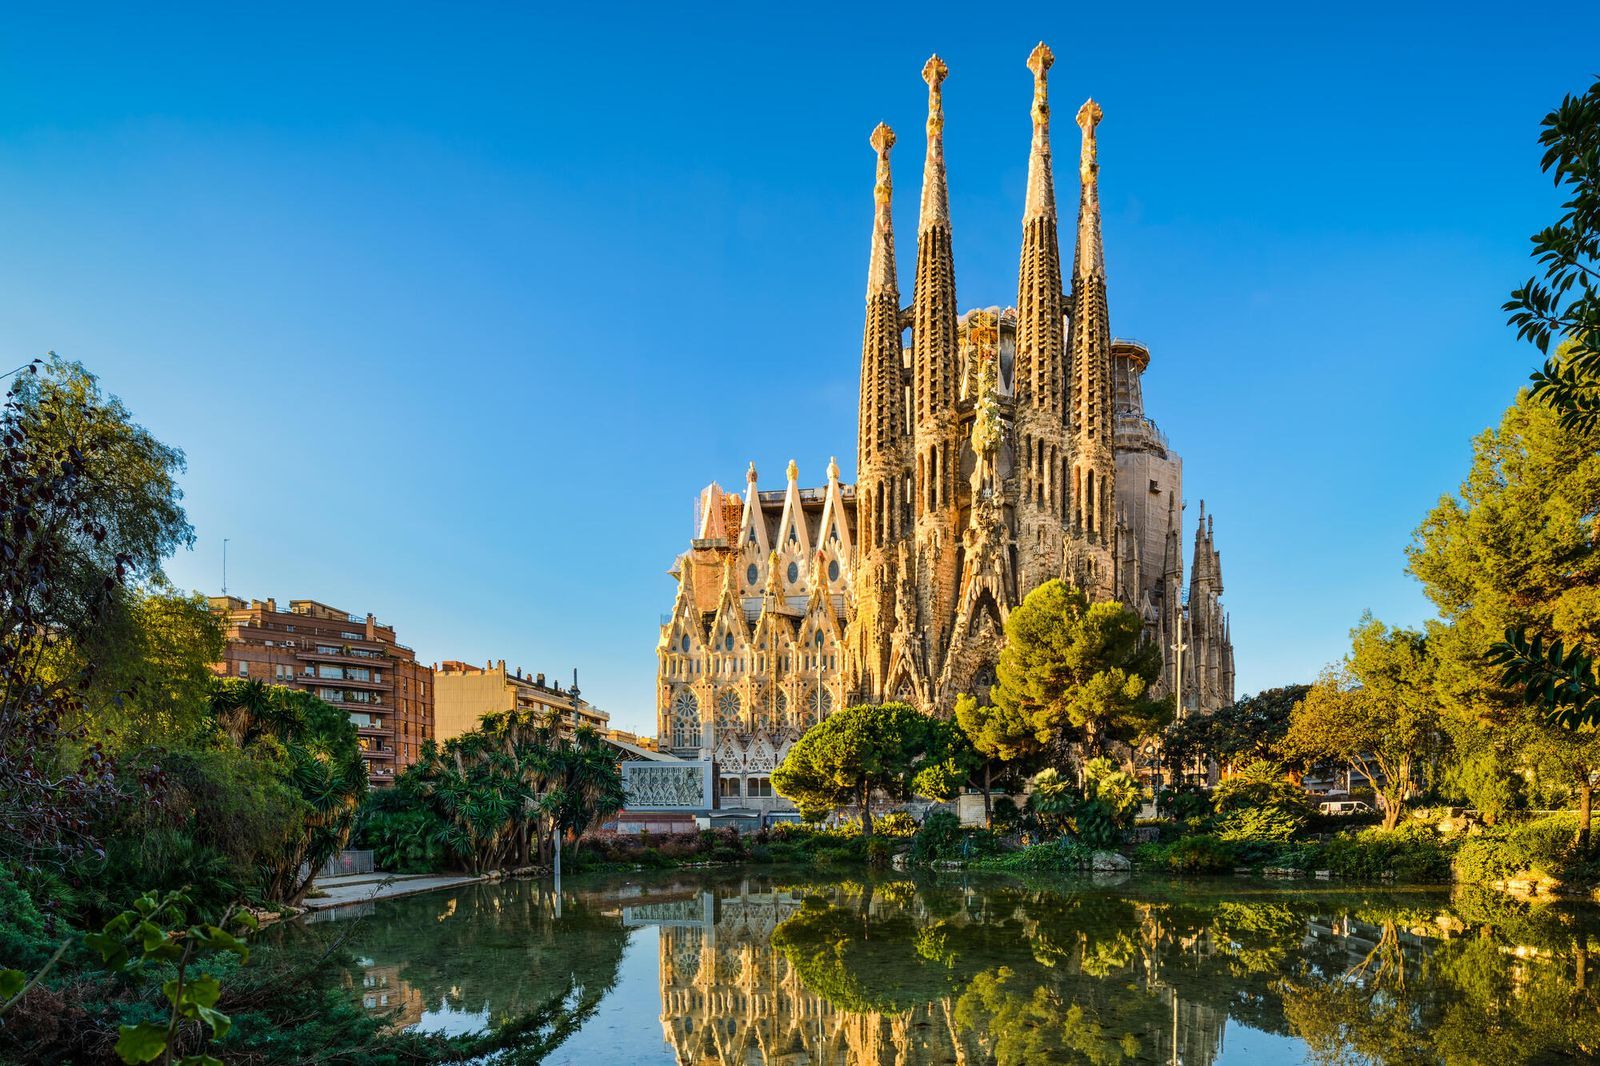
[433,659,611,742]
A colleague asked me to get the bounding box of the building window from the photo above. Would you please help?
[746,563,759,585]
[671,690,700,748]
[747,777,773,798]
[237,661,249,677]
[786,562,799,583]
[720,777,741,798]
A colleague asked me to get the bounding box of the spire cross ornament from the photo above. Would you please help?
[1077,98,1103,183]
[1027,42,1053,128]
[922,55,948,135]
[870,122,895,205]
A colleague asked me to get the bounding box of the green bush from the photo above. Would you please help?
[874,811,918,837]
[1211,762,1312,825]
[1156,786,1212,824]
[1305,825,1454,882]
[990,797,1022,831]
[814,847,854,865]
[970,838,1095,873]
[1454,813,1599,888]
[1136,835,1238,874]
[909,810,963,864]
[1214,805,1302,844]
[866,839,893,867]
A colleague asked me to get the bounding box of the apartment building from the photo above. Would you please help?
[432,659,611,742]
[209,596,433,786]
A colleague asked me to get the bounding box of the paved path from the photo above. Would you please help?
[304,872,485,912]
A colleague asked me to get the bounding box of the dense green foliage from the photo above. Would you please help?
[989,580,1169,764]
[1163,685,1308,777]
[771,702,967,832]
[1282,616,1439,830]
[1508,75,1600,432]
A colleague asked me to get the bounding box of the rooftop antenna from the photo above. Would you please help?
[222,538,229,597]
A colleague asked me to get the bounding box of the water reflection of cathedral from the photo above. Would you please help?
[629,882,1226,1066]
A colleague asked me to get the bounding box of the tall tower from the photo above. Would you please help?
[852,123,909,700]
[1013,42,1070,592]
[1067,96,1117,596]
[911,54,962,686]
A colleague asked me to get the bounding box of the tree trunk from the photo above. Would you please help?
[1382,799,1401,832]
[860,782,873,837]
[1577,782,1593,851]
[982,764,993,828]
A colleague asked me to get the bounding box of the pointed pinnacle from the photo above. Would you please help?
[922,54,948,91]
[1077,98,1103,134]
[870,122,896,157]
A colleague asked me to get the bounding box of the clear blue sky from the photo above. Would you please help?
[3,2,1596,735]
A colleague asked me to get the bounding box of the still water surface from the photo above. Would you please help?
[282,869,1600,1064]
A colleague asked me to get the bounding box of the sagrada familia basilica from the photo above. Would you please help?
[656,45,1234,784]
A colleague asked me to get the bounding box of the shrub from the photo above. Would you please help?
[1454,812,1599,889]
[1156,786,1212,824]
[990,797,1022,831]
[1214,805,1302,845]
[866,839,893,867]
[970,838,1095,873]
[1211,761,1312,824]
[909,810,963,864]
[814,847,854,865]
[1136,835,1237,874]
[874,811,918,837]
[1307,824,1453,882]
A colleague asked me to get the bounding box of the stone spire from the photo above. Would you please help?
[1072,98,1105,279]
[918,55,950,234]
[1015,42,1066,422]
[1068,96,1115,547]
[858,123,904,474]
[852,123,909,704]
[912,53,960,539]
[1022,43,1056,224]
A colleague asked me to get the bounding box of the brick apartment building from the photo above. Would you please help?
[432,659,611,742]
[209,596,433,786]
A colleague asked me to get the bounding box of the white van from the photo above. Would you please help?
[1319,799,1373,816]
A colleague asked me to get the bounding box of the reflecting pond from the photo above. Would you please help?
[276,869,1600,1064]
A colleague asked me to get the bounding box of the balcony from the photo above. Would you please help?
[296,648,391,667]
[300,670,387,690]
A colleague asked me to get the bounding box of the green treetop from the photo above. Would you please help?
[771,702,965,834]
[1408,380,1600,843]
[990,580,1169,768]
[1282,615,1439,830]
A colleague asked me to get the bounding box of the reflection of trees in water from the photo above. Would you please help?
[276,878,630,1059]
[723,877,1600,1066]
[1281,889,1600,1066]
[280,871,1600,1065]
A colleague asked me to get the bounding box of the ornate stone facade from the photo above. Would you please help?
[658,45,1235,769]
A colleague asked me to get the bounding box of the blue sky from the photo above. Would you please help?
[2,2,1596,734]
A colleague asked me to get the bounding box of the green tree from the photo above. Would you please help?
[1281,617,1439,830]
[64,588,223,747]
[1163,684,1310,780]
[991,580,1169,770]
[771,702,962,834]
[204,679,367,904]
[953,693,1035,824]
[1506,75,1600,431]
[6,356,192,638]
[1408,381,1600,844]
[1,357,190,870]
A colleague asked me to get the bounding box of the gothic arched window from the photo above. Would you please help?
[671,690,700,748]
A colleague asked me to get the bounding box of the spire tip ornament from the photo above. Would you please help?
[870,122,896,156]
[1026,41,1054,78]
